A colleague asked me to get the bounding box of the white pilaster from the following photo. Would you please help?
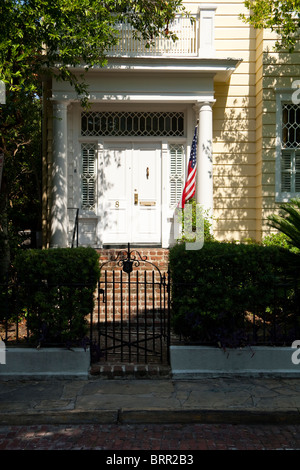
[161,141,169,248]
[194,101,214,223]
[198,4,217,58]
[50,101,69,248]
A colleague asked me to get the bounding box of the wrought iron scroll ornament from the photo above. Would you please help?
[111,243,147,274]
[100,243,163,279]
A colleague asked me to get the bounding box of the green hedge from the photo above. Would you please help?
[169,241,300,346]
[14,247,100,347]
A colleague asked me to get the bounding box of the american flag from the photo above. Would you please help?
[178,125,198,209]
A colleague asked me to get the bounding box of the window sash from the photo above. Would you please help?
[282,103,300,149]
[278,102,300,198]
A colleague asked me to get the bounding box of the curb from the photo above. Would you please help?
[119,409,300,425]
[0,410,119,426]
[2,408,300,426]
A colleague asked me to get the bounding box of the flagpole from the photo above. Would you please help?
[178,123,198,209]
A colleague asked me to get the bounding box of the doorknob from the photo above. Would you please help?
[134,193,138,205]
[146,167,149,179]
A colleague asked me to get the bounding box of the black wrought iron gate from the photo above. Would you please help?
[91,244,171,365]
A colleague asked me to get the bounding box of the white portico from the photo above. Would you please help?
[46,5,240,249]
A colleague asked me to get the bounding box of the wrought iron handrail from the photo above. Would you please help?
[68,207,79,248]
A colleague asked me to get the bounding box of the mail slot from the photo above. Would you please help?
[140,201,156,206]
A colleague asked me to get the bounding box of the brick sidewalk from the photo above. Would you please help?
[0,423,300,450]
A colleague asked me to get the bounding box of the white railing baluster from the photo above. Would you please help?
[108,14,198,58]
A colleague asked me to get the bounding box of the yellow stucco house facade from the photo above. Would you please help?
[42,1,300,250]
[213,1,300,243]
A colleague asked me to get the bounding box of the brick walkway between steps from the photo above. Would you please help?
[0,423,300,451]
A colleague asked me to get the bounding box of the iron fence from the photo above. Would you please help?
[1,268,300,364]
[170,273,300,348]
[0,271,171,365]
[0,280,94,349]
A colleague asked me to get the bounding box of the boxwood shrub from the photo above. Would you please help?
[14,247,100,347]
[169,241,300,347]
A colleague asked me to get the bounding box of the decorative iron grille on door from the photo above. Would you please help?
[81,111,184,137]
[91,244,170,364]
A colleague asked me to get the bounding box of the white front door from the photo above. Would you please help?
[99,142,161,245]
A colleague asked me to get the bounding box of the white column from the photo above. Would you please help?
[50,101,69,248]
[194,101,214,222]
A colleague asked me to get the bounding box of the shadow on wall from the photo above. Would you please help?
[213,40,300,242]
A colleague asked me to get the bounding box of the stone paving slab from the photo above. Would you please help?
[1,377,300,425]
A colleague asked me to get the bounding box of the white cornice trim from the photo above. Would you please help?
[59,56,242,82]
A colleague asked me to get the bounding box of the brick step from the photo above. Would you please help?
[89,362,171,379]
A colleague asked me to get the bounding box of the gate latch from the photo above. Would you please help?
[98,288,105,302]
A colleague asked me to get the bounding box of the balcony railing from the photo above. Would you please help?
[109,14,200,58]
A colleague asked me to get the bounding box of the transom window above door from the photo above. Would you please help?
[81,111,184,137]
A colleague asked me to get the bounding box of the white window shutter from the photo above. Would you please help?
[281,152,292,193]
[169,144,184,207]
[81,144,96,211]
[295,153,300,192]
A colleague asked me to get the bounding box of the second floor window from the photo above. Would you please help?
[279,103,300,198]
